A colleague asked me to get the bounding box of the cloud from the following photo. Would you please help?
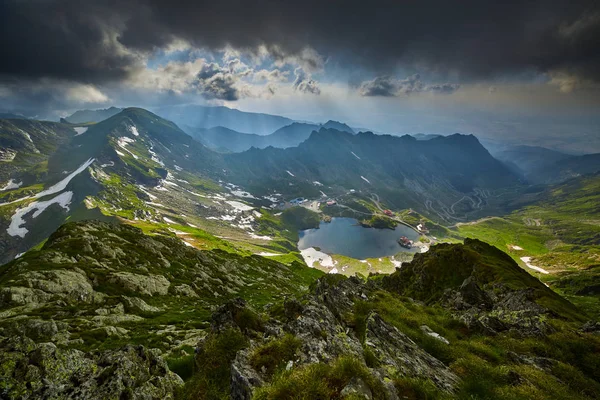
[359,74,459,96]
[293,67,321,95]
[65,85,110,103]
[2,0,599,87]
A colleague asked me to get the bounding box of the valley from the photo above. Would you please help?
[0,106,599,399]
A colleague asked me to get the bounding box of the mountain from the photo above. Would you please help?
[0,108,225,264]
[528,153,600,183]
[412,133,443,140]
[64,107,123,123]
[1,220,598,399]
[188,122,320,152]
[0,112,28,120]
[154,104,294,135]
[0,219,321,398]
[321,120,355,134]
[222,129,521,221]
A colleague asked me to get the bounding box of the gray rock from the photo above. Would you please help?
[340,377,372,399]
[108,272,170,296]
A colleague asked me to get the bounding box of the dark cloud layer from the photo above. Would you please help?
[1,0,599,85]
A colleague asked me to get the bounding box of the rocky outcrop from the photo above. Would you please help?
[383,239,581,336]
[0,336,183,399]
[108,272,170,296]
[201,277,460,399]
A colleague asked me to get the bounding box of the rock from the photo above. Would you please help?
[580,320,600,334]
[122,296,162,314]
[231,350,264,400]
[108,272,170,296]
[340,377,373,399]
[0,337,184,399]
[173,284,198,298]
[420,325,450,345]
[4,269,104,306]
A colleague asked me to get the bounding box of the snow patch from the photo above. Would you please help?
[230,189,257,199]
[174,165,183,171]
[255,252,282,257]
[360,176,371,184]
[73,127,88,136]
[286,170,295,177]
[163,217,176,224]
[300,247,335,268]
[249,233,273,241]
[351,151,361,160]
[226,200,253,212]
[1,179,23,191]
[130,126,140,136]
[520,257,549,274]
[8,191,73,238]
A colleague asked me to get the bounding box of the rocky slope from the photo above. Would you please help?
[0,220,321,398]
[179,240,600,400]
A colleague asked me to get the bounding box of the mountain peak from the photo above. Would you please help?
[321,120,355,134]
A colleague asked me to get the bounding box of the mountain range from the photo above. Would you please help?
[1,106,600,399]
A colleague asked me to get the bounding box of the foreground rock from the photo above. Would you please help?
[0,336,183,399]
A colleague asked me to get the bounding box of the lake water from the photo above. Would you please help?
[298,217,420,259]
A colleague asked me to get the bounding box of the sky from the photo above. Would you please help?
[1,0,599,152]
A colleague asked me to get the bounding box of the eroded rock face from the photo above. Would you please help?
[205,277,460,399]
[0,336,183,399]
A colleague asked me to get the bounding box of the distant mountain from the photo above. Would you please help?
[64,107,123,123]
[154,104,294,135]
[222,129,520,221]
[321,120,355,134]
[188,126,265,153]
[412,133,443,141]
[189,122,319,152]
[490,144,600,184]
[0,112,28,120]
[528,153,600,184]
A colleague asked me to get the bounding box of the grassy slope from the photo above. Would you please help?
[453,174,600,317]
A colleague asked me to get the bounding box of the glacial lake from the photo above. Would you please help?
[298,217,420,259]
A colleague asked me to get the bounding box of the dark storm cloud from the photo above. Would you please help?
[359,75,460,97]
[1,0,599,84]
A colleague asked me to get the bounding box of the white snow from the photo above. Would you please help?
[183,241,194,247]
[252,210,262,218]
[163,217,176,224]
[226,200,254,212]
[300,247,335,268]
[174,165,183,171]
[286,170,295,177]
[116,137,139,159]
[1,179,22,191]
[390,256,402,268]
[520,257,549,274]
[148,147,164,166]
[130,126,140,136]
[231,190,257,199]
[255,252,282,257]
[329,268,339,274]
[15,252,25,259]
[510,245,524,250]
[187,223,198,228]
[313,181,323,186]
[35,158,95,199]
[220,215,237,221]
[360,176,371,184]
[8,191,73,238]
[248,233,273,241]
[351,151,361,160]
[137,185,157,200]
[73,127,88,136]
[116,150,125,156]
